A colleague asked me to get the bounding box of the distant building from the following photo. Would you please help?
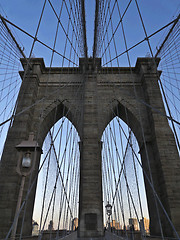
[129,218,139,231]
[32,220,39,236]
[140,218,149,234]
[110,220,116,228]
[48,220,54,231]
[110,220,121,230]
[115,222,121,230]
[72,218,78,231]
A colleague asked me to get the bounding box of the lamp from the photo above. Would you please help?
[11,133,42,240]
[105,202,112,230]
[105,202,112,216]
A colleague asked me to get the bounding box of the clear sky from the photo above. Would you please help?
[0,0,179,62]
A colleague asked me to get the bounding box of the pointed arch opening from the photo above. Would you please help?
[32,117,80,235]
[101,116,149,234]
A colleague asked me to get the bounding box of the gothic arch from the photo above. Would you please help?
[34,100,81,146]
[101,114,150,228]
[100,99,143,147]
[33,115,80,230]
[100,98,172,236]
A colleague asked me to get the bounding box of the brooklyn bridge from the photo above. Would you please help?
[0,0,179,239]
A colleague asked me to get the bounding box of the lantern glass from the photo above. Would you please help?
[22,152,31,168]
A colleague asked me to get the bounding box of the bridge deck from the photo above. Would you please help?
[57,231,127,240]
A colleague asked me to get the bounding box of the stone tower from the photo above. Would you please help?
[0,57,179,238]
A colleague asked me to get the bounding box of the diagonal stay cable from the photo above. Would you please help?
[0,73,83,128]
[62,0,84,57]
[94,0,116,58]
[115,109,180,239]
[0,16,26,58]
[103,15,180,66]
[100,0,132,59]
[4,92,82,239]
[134,0,180,152]
[155,14,180,57]
[47,0,80,59]
[0,15,78,66]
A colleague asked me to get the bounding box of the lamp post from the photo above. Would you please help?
[105,202,112,230]
[11,133,41,240]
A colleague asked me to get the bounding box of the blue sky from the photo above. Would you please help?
[0,0,179,63]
